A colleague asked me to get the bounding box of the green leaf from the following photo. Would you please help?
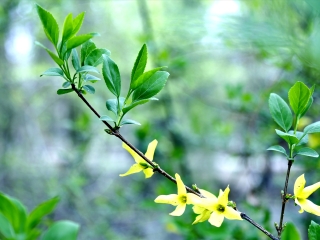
[84,74,100,82]
[62,82,71,88]
[100,115,115,123]
[292,131,308,146]
[36,5,59,46]
[40,68,64,77]
[41,220,79,240]
[71,12,85,37]
[0,212,15,239]
[82,85,95,94]
[76,65,99,74]
[130,67,165,90]
[308,221,320,240]
[61,13,73,43]
[57,89,74,95]
[84,48,111,66]
[296,147,319,158]
[288,81,311,116]
[66,34,94,52]
[71,49,80,71]
[27,197,59,230]
[304,121,320,134]
[268,93,292,132]
[267,145,287,156]
[102,55,121,97]
[122,98,158,115]
[275,129,299,145]
[81,40,96,65]
[131,44,147,83]
[132,71,169,101]
[0,193,27,234]
[281,222,301,240]
[300,97,313,118]
[105,97,125,116]
[120,119,141,126]
[36,42,64,65]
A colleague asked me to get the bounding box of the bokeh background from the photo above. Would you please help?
[1,0,320,239]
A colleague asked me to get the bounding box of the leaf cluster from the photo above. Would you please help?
[268,81,319,159]
[0,192,79,240]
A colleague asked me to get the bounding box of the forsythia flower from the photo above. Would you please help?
[294,174,320,216]
[154,173,200,216]
[120,140,157,178]
[192,189,215,224]
[195,186,242,227]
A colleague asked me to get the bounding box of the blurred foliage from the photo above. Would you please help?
[1,0,320,239]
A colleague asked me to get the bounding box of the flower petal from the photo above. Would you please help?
[143,168,154,178]
[192,209,211,224]
[145,139,158,160]
[217,186,230,206]
[170,204,186,216]
[119,163,143,177]
[122,142,142,164]
[296,198,320,216]
[193,205,205,214]
[300,182,320,199]
[196,198,218,211]
[294,174,306,197]
[154,194,178,205]
[175,173,187,195]
[186,193,202,205]
[224,206,242,220]
[199,189,217,200]
[208,211,224,227]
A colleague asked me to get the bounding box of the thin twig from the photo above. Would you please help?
[70,83,279,240]
[276,160,293,237]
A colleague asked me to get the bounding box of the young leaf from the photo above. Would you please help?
[130,67,165,90]
[281,222,301,240]
[81,40,96,65]
[296,148,319,158]
[132,71,169,101]
[36,5,59,46]
[300,97,313,118]
[27,197,59,230]
[267,145,287,156]
[275,129,299,145]
[102,55,121,97]
[304,121,320,134]
[308,221,320,240]
[131,44,147,83]
[84,74,100,82]
[71,12,85,37]
[100,115,116,123]
[66,34,94,52]
[82,85,95,94]
[36,42,64,65]
[84,48,111,66]
[288,81,311,116]
[62,82,71,88]
[291,131,308,146]
[61,13,74,43]
[41,220,79,240]
[40,68,64,77]
[76,65,99,74]
[269,93,293,132]
[71,49,80,71]
[120,119,141,126]
[57,89,74,95]
[0,213,15,239]
[106,98,125,116]
[122,98,158,115]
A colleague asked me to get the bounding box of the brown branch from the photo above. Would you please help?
[70,83,279,240]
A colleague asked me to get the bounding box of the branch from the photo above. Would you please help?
[71,84,279,240]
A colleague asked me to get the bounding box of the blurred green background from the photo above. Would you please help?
[1,0,320,239]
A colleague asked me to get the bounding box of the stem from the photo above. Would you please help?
[241,213,279,240]
[276,159,293,237]
[70,83,279,239]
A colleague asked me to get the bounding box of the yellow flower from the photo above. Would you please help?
[196,186,242,227]
[120,140,157,178]
[294,174,320,216]
[192,189,215,224]
[154,173,200,216]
